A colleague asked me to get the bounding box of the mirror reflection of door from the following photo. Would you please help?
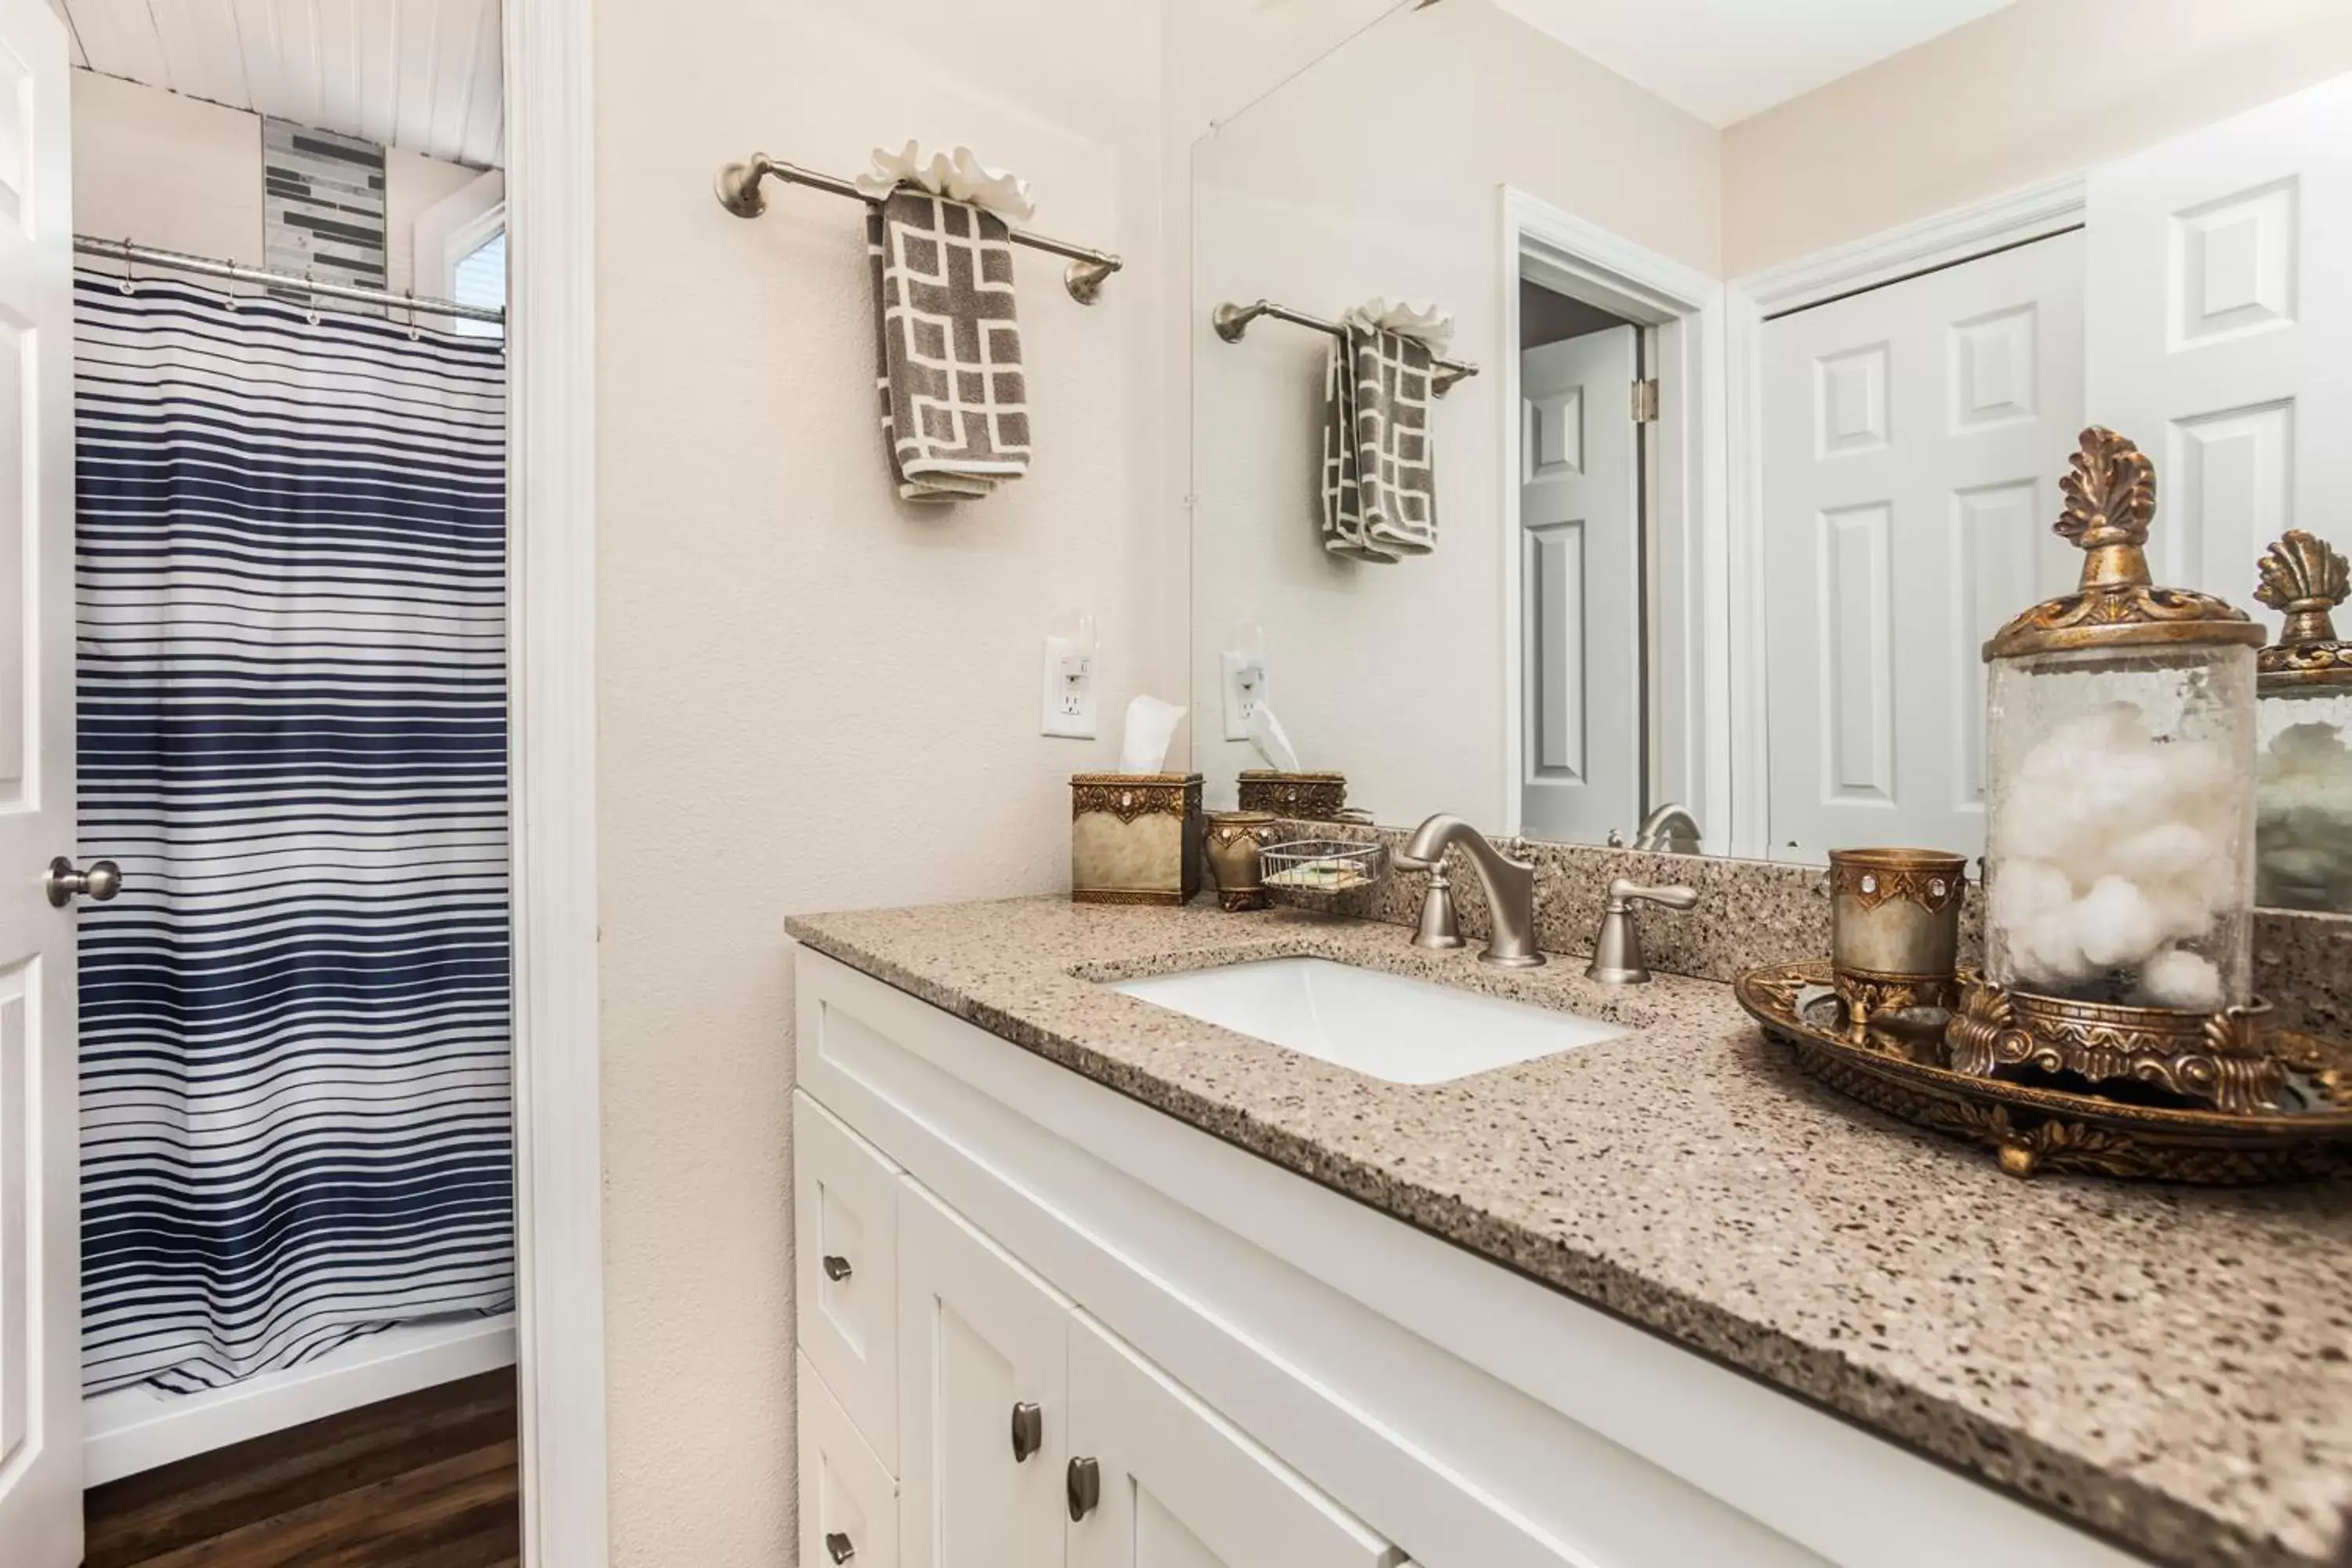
[1519,289,1644,844]
[1760,231,2086,863]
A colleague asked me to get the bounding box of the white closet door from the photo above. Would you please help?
[1064,1312,1403,1568]
[2086,71,2352,627]
[1519,325,1640,846]
[898,1183,1071,1568]
[0,0,77,1563]
[1762,231,2085,862]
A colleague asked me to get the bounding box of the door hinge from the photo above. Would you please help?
[1631,379,1660,423]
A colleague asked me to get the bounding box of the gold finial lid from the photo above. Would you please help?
[1982,427,2265,662]
[2255,529,2352,691]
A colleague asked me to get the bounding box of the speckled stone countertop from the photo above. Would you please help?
[785,896,2352,1568]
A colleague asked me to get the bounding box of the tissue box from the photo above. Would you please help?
[1072,773,1203,905]
[1237,770,1347,821]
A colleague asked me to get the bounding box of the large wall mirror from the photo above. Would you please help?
[1188,0,2352,913]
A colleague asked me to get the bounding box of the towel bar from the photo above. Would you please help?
[1214,299,1479,396]
[715,153,1123,305]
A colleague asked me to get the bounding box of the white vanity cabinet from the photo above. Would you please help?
[790,943,2147,1568]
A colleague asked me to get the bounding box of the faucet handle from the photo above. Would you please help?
[1608,878,1697,913]
[1588,880,1698,985]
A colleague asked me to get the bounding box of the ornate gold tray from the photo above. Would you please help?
[1734,961,2352,1183]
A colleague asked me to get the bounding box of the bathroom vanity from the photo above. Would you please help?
[784,898,2352,1568]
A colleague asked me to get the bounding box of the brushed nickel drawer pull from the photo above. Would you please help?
[1066,1454,1101,1521]
[1011,1401,1042,1462]
[824,1530,855,1563]
[821,1254,852,1282]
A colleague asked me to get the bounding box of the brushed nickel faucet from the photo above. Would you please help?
[1398,815,1544,967]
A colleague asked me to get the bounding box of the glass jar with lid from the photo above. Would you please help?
[1953,429,2281,1116]
[2252,531,2352,913]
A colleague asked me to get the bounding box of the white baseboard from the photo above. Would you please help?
[82,1312,519,1486]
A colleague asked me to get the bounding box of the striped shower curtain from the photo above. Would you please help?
[73,274,514,1393]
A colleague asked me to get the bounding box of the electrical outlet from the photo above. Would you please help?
[1043,640,1096,739]
[1221,652,1267,741]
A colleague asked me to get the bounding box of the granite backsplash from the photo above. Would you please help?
[1272,819,2352,1032]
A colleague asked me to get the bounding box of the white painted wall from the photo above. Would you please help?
[1722,0,2352,274]
[590,0,1175,1561]
[71,67,481,292]
[1187,0,1719,828]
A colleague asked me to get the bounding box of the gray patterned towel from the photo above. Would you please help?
[866,187,1030,502]
[1319,325,1436,560]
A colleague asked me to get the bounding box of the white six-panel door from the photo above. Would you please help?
[2086,72,2352,627]
[1519,325,1642,846]
[1761,231,2085,862]
[898,1180,1073,1568]
[0,0,76,1562]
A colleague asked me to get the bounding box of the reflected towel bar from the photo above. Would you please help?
[714,153,1123,305]
[1214,299,1479,396]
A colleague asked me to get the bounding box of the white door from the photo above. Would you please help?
[0,0,76,1563]
[1065,1312,1402,1568]
[1762,230,2085,862]
[898,1181,1071,1568]
[1519,326,1640,846]
[2086,71,2352,627]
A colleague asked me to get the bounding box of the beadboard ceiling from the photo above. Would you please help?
[62,0,503,168]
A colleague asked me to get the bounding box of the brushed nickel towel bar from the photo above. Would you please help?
[1213,298,1479,397]
[713,154,1123,305]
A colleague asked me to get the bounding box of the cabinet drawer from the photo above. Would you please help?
[797,1089,901,1466]
[801,1352,900,1568]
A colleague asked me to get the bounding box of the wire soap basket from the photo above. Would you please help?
[1259,839,1390,907]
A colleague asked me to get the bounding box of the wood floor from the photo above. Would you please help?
[82,1370,520,1568]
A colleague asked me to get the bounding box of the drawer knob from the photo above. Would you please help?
[1010,1401,1042,1462]
[1066,1455,1101,1521]
[821,1254,853,1282]
[824,1530,855,1563]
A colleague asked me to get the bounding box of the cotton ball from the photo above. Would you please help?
[2107,822,2212,885]
[2013,909,2095,986]
[2074,876,2167,969]
[2140,947,2223,1011]
[1990,858,2071,930]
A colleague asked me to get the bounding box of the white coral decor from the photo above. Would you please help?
[855,140,1036,224]
[1341,297,1456,354]
[1989,701,2238,1010]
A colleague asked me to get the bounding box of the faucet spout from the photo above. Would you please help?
[1399,815,1544,967]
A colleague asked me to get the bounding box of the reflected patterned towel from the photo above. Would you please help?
[1319,325,1436,561]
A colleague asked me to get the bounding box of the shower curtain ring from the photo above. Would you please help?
[118,238,134,295]
[302,272,321,327]
[404,292,420,341]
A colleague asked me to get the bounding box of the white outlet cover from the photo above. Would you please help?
[1043,639,1096,739]
[1221,652,1267,741]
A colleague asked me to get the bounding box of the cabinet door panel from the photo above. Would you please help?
[800,1352,901,1568]
[899,1181,1072,1568]
[1067,1312,1403,1568]
[797,1090,903,1465]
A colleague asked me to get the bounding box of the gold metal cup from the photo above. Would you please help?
[1828,848,1967,1048]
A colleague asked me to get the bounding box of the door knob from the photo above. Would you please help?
[821,1254,852,1282]
[45,857,122,908]
[823,1531,855,1563]
[1010,1401,1042,1462]
[1066,1455,1101,1521]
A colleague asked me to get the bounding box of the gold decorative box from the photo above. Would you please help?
[1236,770,1347,821]
[1072,773,1203,906]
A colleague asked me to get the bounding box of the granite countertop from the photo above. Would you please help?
[784,895,2352,1568]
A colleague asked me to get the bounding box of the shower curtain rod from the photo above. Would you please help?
[73,235,506,325]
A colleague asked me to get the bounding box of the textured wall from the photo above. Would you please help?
[1724,0,2352,274]
[590,1,1174,1560]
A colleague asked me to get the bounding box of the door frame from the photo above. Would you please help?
[504,2,608,1564]
[1498,187,1724,846]
[1722,173,2085,858]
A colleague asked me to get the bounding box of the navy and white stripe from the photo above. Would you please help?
[73,273,514,1394]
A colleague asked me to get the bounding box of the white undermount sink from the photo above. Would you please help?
[1110,956,1625,1085]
